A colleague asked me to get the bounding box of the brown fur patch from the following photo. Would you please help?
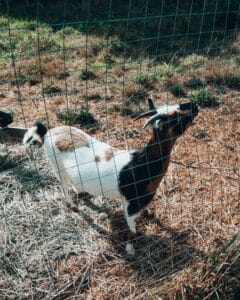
[105,148,114,161]
[95,155,100,162]
[51,126,89,151]
[146,175,164,194]
[127,231,136,240]
[146,156,171,194]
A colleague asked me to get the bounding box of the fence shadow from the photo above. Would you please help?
[2,0,239,59]
[74,194,203,283]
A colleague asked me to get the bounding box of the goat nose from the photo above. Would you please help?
[31,140,42,147]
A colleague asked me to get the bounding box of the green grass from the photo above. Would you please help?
[57,105,98,127]
[216,73,240,90]
[179,54,207,69]
[187,234,240,299]
[169,83,186,97]
[0,17,62,58]
[131,72,157,88]
[189,88,218,107]
[185,77,206,89]
[0,0,238,60]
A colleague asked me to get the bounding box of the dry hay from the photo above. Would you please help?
[0,92,239,299]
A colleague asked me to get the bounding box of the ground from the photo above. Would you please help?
[0,15,240,300]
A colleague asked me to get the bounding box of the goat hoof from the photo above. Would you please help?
[126,242,135,255]
[142,208,155,219]
[66,203,79,212]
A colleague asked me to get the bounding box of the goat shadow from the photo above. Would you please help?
[74,194,204,284]
[0,148,57,199]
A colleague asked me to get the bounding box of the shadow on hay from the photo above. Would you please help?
[0,151,56,195]
[74,194,203,282]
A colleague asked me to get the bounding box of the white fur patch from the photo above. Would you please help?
[126,214,138,233]
[156,104,180,115]
[122,199,139,233]
[126,242,135,255]
[43,126,134,199]
[23,126,43,144]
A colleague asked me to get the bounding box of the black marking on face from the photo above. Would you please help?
[26,136,33,144]
[35,122,47,138]
[0,111,13,128]
[25,136,42,147]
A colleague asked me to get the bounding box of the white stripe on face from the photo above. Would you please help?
[23,126,43,145]
[156,104,180,116]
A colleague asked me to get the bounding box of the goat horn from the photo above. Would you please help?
[143,113,163,129]
[134,110,156,121]
[147,96,156,110]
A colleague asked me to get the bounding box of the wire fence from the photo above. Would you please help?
[0,0,240,299]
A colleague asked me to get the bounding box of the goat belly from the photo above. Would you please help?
[58,146,133,199]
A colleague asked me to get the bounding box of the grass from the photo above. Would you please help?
[131,72,157,88]
[204,64,240,90]
[179,54,207,69]
[215,73,240,90]
[189,88,218,107]
[57,105,98,127]
[186,235,240,299]
[169,83,186,97]
[0,22,61,58]
[120,99,135,116]
[185,77,206,89]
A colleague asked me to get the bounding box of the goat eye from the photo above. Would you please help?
[156,120,163,127]
[171,114,180,125]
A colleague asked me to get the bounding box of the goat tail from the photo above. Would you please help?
[23,122,47,146]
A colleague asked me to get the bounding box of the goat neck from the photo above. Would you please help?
[146,127,177,160]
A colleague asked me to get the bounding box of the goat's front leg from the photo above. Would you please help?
[122,199,139,255]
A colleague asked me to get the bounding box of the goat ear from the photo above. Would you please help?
[147,95,156,110]
[134,96,157,121]
[134,95,157,121]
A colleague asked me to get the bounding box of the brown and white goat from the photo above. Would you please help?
[23,99,198,254]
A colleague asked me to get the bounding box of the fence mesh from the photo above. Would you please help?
[0,0,240,299]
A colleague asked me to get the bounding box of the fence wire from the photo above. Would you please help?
[0,0,240,299]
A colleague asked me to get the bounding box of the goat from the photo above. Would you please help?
[23,98,198,255]
[0,111,13,128]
